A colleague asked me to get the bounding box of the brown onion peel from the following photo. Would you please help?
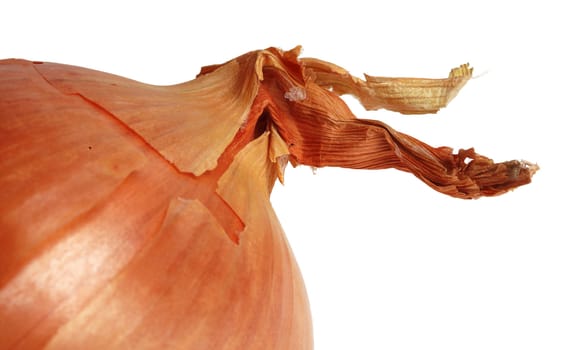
[0,46,536,349]
[243,47,537,199]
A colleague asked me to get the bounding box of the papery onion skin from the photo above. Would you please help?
[0,47,535,349]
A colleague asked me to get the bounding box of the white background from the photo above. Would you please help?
[2,1,571,349]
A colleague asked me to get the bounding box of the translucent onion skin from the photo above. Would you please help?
[0,47,535,349]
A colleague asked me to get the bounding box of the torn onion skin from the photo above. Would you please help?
[0,46,536,349]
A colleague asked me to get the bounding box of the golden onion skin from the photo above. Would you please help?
[0,56,312,349]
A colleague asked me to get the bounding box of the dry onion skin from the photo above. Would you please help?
[0,46,536,349]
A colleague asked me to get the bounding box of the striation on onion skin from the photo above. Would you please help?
[0,46,536,349]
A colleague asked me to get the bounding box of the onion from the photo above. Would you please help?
[0,46,536,349]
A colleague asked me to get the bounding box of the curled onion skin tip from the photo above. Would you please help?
[0,46,535,349]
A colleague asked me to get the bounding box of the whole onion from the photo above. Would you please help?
[0,46,536,349]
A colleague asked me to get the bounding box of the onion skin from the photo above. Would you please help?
[0,47,536,349]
